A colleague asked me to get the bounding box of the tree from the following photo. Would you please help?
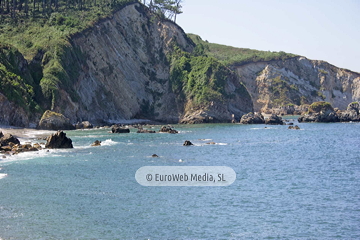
[145,0,183,22]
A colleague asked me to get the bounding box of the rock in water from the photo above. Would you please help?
[45,131,73,149]
[338,102,360,122]
[159,126,178,134]
[298,102,339,123]
[183,140,193,146]
[265,114,284,125]
[288,125,300,130]
[91,140,101,146]
[111,126,130,133]
[0,133,20,146]
[75,121,94,129]
[240,112,265,124]
[38,110,75,130]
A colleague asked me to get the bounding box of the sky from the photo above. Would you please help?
[176,0,360,73]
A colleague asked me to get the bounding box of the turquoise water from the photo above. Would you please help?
[0,121,359,239]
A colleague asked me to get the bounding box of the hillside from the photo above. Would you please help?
[188,34,360,114]
[0,1,253,126]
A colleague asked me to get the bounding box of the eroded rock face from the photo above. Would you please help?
[38,110,75,130]
[45,131,73,149]
[234,57,360,113]
[240,112,265,124]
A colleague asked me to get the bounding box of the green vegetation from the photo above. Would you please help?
[187,34,298,66]
[0,0,137,112]
[169,46,237,107]
[268,76,301,106]
[308,101,333,113]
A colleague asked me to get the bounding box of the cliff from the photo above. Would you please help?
[233,57,360,113]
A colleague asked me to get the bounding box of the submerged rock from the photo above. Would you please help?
[240,112,265,124]
[45,131,73,149]
[38,110,75,130]
[265,114,284,125]
[137,128,156,133]
[288,125,300,130]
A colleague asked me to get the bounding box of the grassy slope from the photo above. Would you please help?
[188,33,298,66]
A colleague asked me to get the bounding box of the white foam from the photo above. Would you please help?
[199,139,212,141]
[101,139,118,146]
[0,173,7,179]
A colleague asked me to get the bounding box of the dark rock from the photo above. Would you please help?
[75,121,94,129]
[91,140,101,146]
[288,122,294,125]
[183,140,193,146]
[38,110,75,130]
[288,125,300,130]
[111,126,130,133]
[152,154,159,157]
[0,131,3,138]
[45,131,73,149]
[0,133,20,146]
[240,112,265,124]
[137,128,156,133]
[265,114,284,125]
[206,142,216,145]
[159,126,178,134]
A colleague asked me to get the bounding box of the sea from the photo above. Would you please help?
[0,118,359,239]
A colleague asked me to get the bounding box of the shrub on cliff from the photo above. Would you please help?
[308,101,334,113]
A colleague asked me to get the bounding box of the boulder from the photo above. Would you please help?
[240,112,265,124]
[265,114,284,125]
[45,131,73,149]
[159,126,178,134]
[38,110,75,130]
[0,133,20,146]
[111,126,130,133]
[183,140,193,146]
[91,140,101,146]
[288,125,300,130]
[75,121,94,129]
[152,154,159,157]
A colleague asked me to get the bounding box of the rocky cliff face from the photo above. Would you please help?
[52,3,252,124]
[233,57,360,113]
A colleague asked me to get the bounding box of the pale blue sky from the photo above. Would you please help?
[176,0,360,73]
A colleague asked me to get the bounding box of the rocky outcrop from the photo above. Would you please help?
[159,126,178,134]
[338,102,360,121]
[45,131,73,148]
[0,132,20,146]
[240,112,265,124]
[38,110,75,130]
[265,114,284,125]
[298,101,339,123]
[233,57,360,113]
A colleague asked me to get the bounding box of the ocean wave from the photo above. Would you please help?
[0,173,7,179]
